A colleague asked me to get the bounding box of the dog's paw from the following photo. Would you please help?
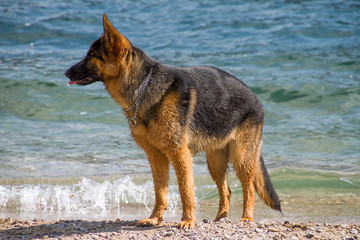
[136,217,160,227]
[177,219,196,229]
[213,211,228,222]
[240,217,253,222]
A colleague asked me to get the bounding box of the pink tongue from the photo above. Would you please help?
[69,81,77,85]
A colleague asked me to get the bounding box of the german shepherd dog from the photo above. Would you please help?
[65,14,281,229]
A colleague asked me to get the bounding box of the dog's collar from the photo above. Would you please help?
[123,68,153,127]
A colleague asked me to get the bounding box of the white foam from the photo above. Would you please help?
[0,176,180,219]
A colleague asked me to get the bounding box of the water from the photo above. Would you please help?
[0,0,359,223]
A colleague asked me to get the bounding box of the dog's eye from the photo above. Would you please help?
[88,53,98,59]
[89,50,103,60]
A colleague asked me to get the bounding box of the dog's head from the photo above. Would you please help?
[65,14,133,86]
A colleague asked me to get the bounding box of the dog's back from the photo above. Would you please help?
[186,66,263,136]
[157,65,263,152]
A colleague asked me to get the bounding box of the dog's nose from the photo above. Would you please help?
[65,68,72,78]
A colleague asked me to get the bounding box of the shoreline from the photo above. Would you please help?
[1,218,359,240]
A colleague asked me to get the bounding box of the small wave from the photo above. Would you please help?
[269,88,308,103]
[0,177,179,218]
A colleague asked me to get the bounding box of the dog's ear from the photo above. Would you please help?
[102,14,131,58]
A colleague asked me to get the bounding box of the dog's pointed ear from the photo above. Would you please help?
[102,14,131,57]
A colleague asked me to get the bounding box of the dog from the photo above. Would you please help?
[65,14,281,229]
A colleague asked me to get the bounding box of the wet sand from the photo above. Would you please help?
[1,218,359,240]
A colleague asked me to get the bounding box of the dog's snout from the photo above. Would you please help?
[65,68,72,78]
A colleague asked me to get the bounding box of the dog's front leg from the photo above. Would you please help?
[136,144,170,227]
[168,146,196,229]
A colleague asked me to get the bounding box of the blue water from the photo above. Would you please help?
[0,0,359,223]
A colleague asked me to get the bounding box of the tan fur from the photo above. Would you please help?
[198,119,264,222]
[206,147,231,221]
[229,120,263,221]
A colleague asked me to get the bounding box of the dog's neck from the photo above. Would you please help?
[123,68,153,127]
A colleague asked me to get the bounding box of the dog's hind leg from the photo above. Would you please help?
[206,147,231,221]
[135,142,170,227]
[229,123,263,222]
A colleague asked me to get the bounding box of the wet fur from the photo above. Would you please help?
[65,14,281,229]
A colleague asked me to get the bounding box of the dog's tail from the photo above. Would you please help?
[253,155,282,213]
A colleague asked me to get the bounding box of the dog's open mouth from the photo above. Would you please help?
[68,77,95,86]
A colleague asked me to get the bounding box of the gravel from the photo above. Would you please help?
[0,218,359,240]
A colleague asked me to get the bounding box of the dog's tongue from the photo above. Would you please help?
[69,80,77,85]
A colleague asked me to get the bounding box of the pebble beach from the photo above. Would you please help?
[1,218,359,240]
